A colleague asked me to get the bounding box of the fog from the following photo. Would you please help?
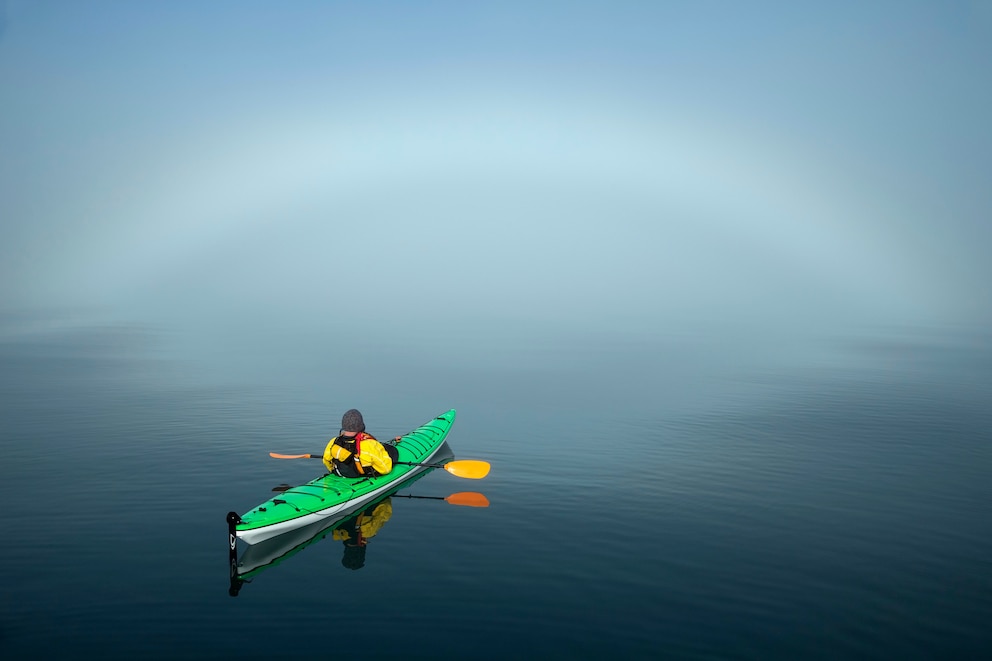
[2,2,990,382]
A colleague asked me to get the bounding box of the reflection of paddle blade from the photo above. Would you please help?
[443,460,490,479]
[445,492,490,507]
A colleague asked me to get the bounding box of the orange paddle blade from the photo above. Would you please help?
[442,460,491,479]
[269,452,318,459]
[445,491,490,507]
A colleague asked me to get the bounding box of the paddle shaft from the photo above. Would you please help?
[271,454,452,469]
[267,453,490,479]
[396,461,458,469]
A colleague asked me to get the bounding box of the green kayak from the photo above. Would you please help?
[227,409,456,546]
[228,453,449,596]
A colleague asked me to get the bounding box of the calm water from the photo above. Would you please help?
[1,320,990,660]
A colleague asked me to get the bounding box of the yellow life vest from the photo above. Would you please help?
[322,432,394,476]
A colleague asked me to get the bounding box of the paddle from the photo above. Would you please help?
[268,453,491,479]
[393,491,490,507]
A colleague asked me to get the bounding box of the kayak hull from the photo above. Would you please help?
[231,409,456,545]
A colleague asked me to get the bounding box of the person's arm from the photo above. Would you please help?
[358,439,394,475]
[322,437,340,473]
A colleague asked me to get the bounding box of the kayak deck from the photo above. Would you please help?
[231,409,456,545]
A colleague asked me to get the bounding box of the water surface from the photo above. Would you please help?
[1,320,990,659]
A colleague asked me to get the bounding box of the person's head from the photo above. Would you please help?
[341,408,365,434]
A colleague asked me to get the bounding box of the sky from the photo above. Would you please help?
[2,0,991,354]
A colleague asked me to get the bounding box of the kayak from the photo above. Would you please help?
[228,452,449,596]
[228,409,457,546]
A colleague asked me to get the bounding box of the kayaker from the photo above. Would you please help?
[323,409,399,478]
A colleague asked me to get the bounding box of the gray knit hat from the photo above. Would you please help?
[341,409,365,433]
